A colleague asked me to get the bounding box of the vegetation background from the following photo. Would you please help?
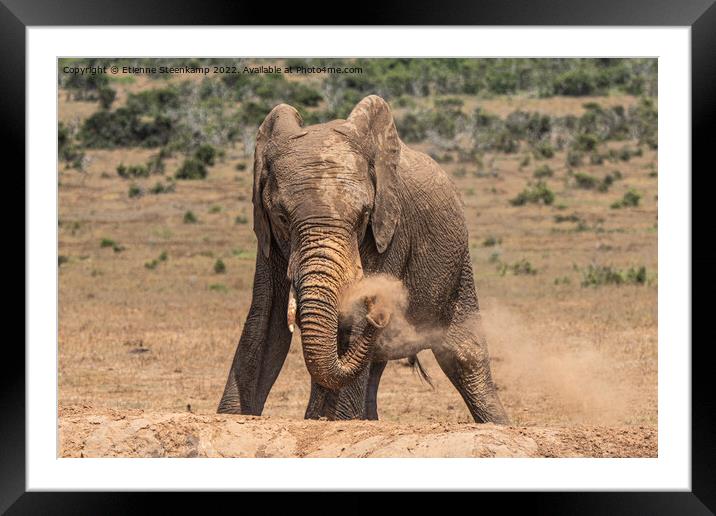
[58,59,657,443]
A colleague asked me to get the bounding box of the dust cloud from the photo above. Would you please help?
[341,275,636,425]
[482,303,635,425]
[339,274,443,361]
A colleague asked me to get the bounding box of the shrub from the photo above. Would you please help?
[499,258,537,276]
[58,255,69,267]
[554,213,581,223]
[214,259,226,274]
[149,181,176,195]
[287,83,323,107]
[494,130,519,153]
[194,144,218,166]
[208,283,228,292]
[235,214,249,225]
[100,238,124,253]
[566,149,583,167]
[58,122,85,170]
[128,184,143,198]
[145,251,168,270]
[209,205,222,214]
[553,68,600,96]
[117,163,150,179]
[510,181,555,206]
[532,141,554,159]
[573,172,598,190]
[618,145,636,161]
[581,264,647,287]
[630,97,658,149]
[573,133,599,152]
[98,87,116,109]
[533,165,553,178]
[482,235,501,247]
[79,107,173,148]
[611,189,641,208]
[183,211,198,224]
[175,158,207,180]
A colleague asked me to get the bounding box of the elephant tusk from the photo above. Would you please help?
[287,284,297,333]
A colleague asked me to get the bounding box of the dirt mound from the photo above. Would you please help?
[59,406,656,458]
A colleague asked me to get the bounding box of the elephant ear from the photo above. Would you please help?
[334,95,401,254]
[253,104,307,258]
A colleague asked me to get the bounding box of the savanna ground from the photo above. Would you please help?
[58,59,657,457]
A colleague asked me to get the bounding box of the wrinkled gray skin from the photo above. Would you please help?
[217,95,509,424]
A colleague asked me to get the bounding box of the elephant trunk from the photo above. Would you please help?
[293,228,388,391]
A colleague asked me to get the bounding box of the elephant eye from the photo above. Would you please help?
[276,212,289,226]
[357,208,370,229]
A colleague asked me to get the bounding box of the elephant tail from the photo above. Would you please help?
[408,354,434,389]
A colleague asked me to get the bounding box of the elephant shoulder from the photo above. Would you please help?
[397,143,460,201]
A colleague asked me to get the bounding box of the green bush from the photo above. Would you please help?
[79,107,173,148]
[214,259,226,274]
[510,181,555,206]
[581,264,647,287]
[58,122,85,170]
[117,163,150,179]
[611,189,641,209]
[482,235,501,247]
[100,238,124,253]
[533,165,553,178]
[194,144,218,166]
[573,133,598,152]
[554,213,581,223]
[98,87,116,109]
[532,141,554,159]
[183,211,198,224]
[128,184,143,198]
[618,145,636,161]
[553,68,600,96]
[566,149,583,167]
[149,181,176,195]
[145,250,168,270]
[499,258,537,276]
[573,172,598,189]
[175,158,207,180]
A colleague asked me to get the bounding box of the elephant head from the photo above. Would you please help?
[252,95,401,391]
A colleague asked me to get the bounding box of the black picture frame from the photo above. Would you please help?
[7,0,713,511]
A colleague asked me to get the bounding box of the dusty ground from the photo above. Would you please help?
[59,405,656,458]
[58,81,658,457]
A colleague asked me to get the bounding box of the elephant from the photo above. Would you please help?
[217,95,509,424]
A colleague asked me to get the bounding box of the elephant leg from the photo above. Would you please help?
[364,361,387,420]
[432,317,509,424]
[305,366,371,420]
[217,251,291,415]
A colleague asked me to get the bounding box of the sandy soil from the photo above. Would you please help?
[59,405,656,458]
[58,82,658,458]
